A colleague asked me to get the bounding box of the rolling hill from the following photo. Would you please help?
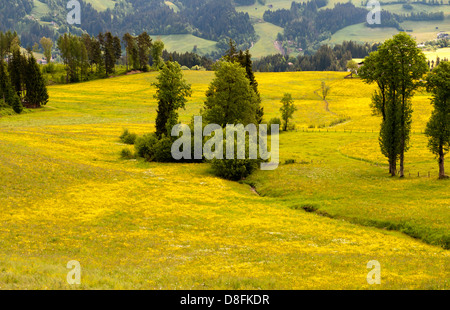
[0,71,448,289]
[1,0,449,59]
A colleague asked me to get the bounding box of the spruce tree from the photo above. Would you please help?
[0,60,23,113]
[24,53,49,108]
[8,49,25,99]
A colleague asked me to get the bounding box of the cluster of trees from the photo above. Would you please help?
[253,41,379,72]
[122,32,153,72]
[360,33,449,179]
[127,41,266,180]
[428,57,450,71]
[367,10,445,30]
[408,0,449,5]
[161,50,214,71]
[57,32,120,82]
[368,0,449,7]
[56,31,165,83]
[0,31,49,113]
[265,1,368,51]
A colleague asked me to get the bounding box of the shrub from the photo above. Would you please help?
[120,129,137,145]
[43,63,56,74]
[301,204,319,213]
[153,135,175,162]
[211,158,259,181]
[287,122,296,131]
[120,148,134,159]
[134,133,158,160]
[134,134,174,162]
[267,117,281,135]
[210,135,262,181]
[11,94,23,114]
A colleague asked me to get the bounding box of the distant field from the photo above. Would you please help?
[401,19,450,42]
[326,18,450,45]
[236,0,296,20]
[424,47,450,62]
[249,22,284,58]
[326,23,400,44]
[85,0,116,11]
[149,34,219,56]
[381,3,450,15]
[0,71,448,289]
[31,0,50,18]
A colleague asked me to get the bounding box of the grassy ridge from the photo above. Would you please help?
[0,71,448,289]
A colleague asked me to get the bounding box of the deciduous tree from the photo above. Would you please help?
[280,93,297,131]
[425,61,450,179]
[154,61,192,138]
[202,61,259,127]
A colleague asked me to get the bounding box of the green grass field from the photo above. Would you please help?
[31,0,51,18]
[150,34,219,56]
[85,0,117,11]
[0,71,448,289]
[250,22,284,58]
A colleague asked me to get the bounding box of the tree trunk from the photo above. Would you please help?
[389,158,397,176]
[438,145,447,179]
[399,151,405,178]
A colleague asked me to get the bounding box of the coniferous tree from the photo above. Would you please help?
[8,49,25,99]
[0,60,23,113]
[24,53,49,108]
[137,32,152,71]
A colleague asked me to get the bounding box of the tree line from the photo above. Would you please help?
[366,10,445,31]
[0,31,49,113]
[56,31,166,83]
[253,41,379,72]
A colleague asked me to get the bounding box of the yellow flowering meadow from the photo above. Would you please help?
[0,71,448,289]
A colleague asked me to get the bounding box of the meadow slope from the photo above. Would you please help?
[0,71,448,289]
